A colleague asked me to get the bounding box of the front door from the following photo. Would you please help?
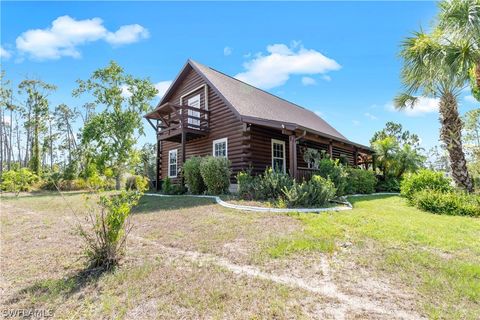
[187,94,201,129]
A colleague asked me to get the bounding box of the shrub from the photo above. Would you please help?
[169,184,187,195]
[1,168,39,194]
[125,175,149,191]
[236,170,257,200]
[300,175,336,206]
[282,175,336,207]
[183,157,206,194]
[345,168,377,194]
[316,158,347,196]
[58,178,88,191]
[400,169,453,201]
[200,156,231,195]
[257,168,294,200]
[39,171,63,191]
[412,190,480,217]
[375,175,401,192]
[162,176,172,194]
[78,189,144,270]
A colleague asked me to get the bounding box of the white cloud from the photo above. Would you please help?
[223,46,232,56]
[301,76,316,86]
[16,15,149,60]
[0,46,12,60]
[321,75,332,82]
[464,95,478,103]
[105,24,149,46]
[235,42,341,89]
[386,96,439,117]
[155,80,173,98]
[352,120,361,126]
[364,112,378,120]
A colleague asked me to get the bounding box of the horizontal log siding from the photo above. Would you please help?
[297,140,329,168]
[247,125,290,175]
[332,145,355,165]
[160,66,245,183]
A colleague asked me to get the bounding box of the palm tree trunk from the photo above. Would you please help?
[476,61,480,89]
[439,92,473,192]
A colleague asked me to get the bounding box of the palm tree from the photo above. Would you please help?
[438,0,480,100]
[372,136,399,177]
[395,31,474,192]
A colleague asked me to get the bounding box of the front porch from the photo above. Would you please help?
[284,129,374,181]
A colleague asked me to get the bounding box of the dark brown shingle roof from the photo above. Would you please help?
[152,59,371,150]
[189,60,348,141]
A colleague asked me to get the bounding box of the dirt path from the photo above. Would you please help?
[130,234,423,320]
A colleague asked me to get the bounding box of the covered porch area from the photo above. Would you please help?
[283,127,374,181]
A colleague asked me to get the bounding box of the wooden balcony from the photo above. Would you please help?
[145,102,210,143]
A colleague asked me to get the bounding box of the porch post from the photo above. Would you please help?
[181,131,186,185]
[328,140,333,158]
[289,135,297,179]
[354,148,358,167]
[156,140,162,191]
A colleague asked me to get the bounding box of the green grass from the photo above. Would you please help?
[265,195,480,319]
[3,191,479,318]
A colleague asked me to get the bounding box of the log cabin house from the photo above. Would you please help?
[144,60,373,189]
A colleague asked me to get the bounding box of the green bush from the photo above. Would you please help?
[282,175,336,207]
[257,168,294,200]
[162,176,172,194]
[183,157,206,194]
[58,178,88,191]
[375,176,401,192]
[0,168,39,193]
[40,171,63,190]
[345,168,377,194]
[316,158,347,196]
[400,169,453,201]
[236,170,258,200]
[200,156,231,195]
[125,175,149,191]
[79,189,144,270]
[412,190,480,217]
[169,184,187,195]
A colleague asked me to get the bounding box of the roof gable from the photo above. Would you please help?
[154,59,363,146]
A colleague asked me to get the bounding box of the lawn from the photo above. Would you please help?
[1,192,479,319]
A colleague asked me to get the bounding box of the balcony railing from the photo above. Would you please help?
[157,104,210,141]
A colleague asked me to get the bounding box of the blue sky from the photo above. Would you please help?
[1,1,479,150]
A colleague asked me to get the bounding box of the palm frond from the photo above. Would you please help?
[394,93,418,110]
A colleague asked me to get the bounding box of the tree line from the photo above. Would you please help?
[0,62,158,189]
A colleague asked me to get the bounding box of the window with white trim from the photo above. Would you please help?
[271,139,286,173]
[168,149,178,178]
[213,137,228,158]
[187,94,201,128]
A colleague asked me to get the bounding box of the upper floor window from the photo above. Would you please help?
[187,94,201,128]
[213,138,228,158]
[168,149,178,178]
[271,139,286,173]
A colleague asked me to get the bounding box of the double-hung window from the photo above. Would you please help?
[187,94,201,128]
[271,139,286,173]
[168,149,178,178]
[213,138,228,158]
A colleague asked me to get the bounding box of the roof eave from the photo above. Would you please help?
[241,116,373,153]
